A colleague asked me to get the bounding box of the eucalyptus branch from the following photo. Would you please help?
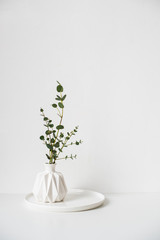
[39,82,82,163]
[57,130,75,156]
[56,154,77,161]
[53,94,63,147]
[40,110,53,162]
[65,140,83,147]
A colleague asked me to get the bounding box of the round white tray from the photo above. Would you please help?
[25,189,105,212]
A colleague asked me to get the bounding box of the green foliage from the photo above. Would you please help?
[64,154,77,160]
[46,144,53,151]
[56,125,64,130]
[54,142,59,148]
[45,130,52,135]
[52,104,57,108]
[55,95,61,101]
[62,95,66,101]
[46,154,50,159]
[57,84,63,92]
[58,102,64,108]
[60,133,64,138]
[40,135,44,140]
[39,82,82,164]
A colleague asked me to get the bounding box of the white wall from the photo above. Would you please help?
[0,0,160,193]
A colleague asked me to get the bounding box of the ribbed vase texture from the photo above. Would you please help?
[33,164,67,203]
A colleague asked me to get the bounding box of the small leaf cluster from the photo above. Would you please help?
[39,81,82,164]
[65,154,77,160]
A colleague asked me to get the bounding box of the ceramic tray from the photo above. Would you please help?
[25,189,105,212]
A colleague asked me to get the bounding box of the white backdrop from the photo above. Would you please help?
[0,0,160,193]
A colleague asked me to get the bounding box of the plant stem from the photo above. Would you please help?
[56,107,61,116]
[56,156,74,161]
[41,111,53,163]
[56,157,66,160]
[53,92,63,147]
[57,130,74,157]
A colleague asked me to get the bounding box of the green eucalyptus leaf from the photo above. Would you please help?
[45,130,52,135]
[40,135,44,140]
[56,125,64,130]
[62,95,66,101]
[52,104,57,108]
[49,124,54,128]
[40,108,44,112]
[76,141,79,145]
[56,95,61,100]
[46,144,53,150]
[58,102,64,108]
[46,154,50,160]
[52,131,56,137]
[54,142,59,148]
[57,85,63,92]
[44,117,48,121]
[60,133,64,138]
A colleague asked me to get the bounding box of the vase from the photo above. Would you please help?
[32,163,67,203]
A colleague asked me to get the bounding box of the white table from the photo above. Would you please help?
[0,193,160,240]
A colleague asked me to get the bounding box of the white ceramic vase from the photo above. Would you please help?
[33,163,67,203]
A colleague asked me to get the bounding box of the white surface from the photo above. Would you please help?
[1,0,160,193]
[1,193,160,240]
[25,189,105,212]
